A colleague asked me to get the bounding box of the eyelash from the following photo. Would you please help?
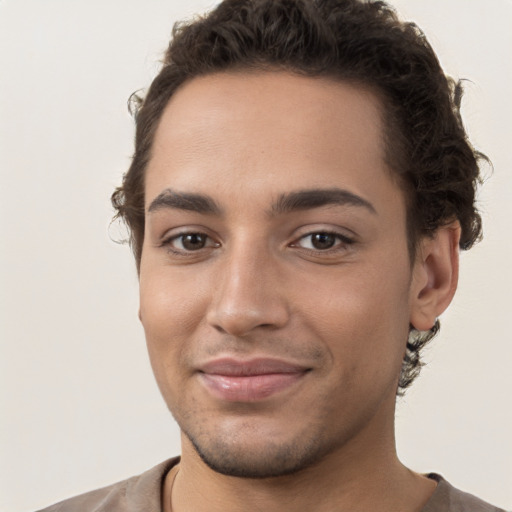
[161,230,355,257]
[161,232,219,256]
[291,231,355,254]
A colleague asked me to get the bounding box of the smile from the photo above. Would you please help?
[198,358,310,402]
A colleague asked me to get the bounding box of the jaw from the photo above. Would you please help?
[172,365,400,480]
[170,386,410,512]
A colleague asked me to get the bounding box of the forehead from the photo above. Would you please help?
[145,71,397,211]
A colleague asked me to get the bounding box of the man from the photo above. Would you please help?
[36,0,505,511]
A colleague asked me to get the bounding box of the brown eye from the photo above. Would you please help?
[179,233,207,250]
[162,231,220,257]
[310,233,336,250]
[293,231,354,252]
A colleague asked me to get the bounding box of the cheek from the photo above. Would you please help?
[299,263,411,374]
[138,269,210,387]
[140,266,210,335]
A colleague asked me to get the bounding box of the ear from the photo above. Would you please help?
[409,222,461,331]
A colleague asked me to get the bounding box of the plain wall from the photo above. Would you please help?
[0,1,511,510]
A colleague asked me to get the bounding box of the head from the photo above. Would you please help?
[112,0,484,477]
[112,0,484,394]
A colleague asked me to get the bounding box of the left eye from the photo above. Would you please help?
[295,232,349,250]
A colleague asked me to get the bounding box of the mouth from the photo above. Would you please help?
[198,358,310,402]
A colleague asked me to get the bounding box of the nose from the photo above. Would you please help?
[206,242,290,337]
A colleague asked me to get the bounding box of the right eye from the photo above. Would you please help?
[162,232,219,254]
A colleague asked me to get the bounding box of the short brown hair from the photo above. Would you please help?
[112,0,486,391]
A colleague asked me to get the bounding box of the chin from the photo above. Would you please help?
[184,427,331,479]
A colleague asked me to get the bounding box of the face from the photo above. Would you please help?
[139,71,417,478]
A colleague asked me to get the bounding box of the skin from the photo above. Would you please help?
[138,71,460,512]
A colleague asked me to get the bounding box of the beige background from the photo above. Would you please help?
[0,1,511,510]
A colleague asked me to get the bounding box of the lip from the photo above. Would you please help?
[198,358,310,402]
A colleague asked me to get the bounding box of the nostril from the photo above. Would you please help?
[213,324,228,334]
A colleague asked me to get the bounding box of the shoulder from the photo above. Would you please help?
[422,473,507,512]
[35,458,179,512]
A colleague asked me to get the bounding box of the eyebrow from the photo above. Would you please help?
[270,188,377,215]
[147,189,222,215]
[146,187,376,217]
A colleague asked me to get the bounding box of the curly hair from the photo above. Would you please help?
[112,0,485,392]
